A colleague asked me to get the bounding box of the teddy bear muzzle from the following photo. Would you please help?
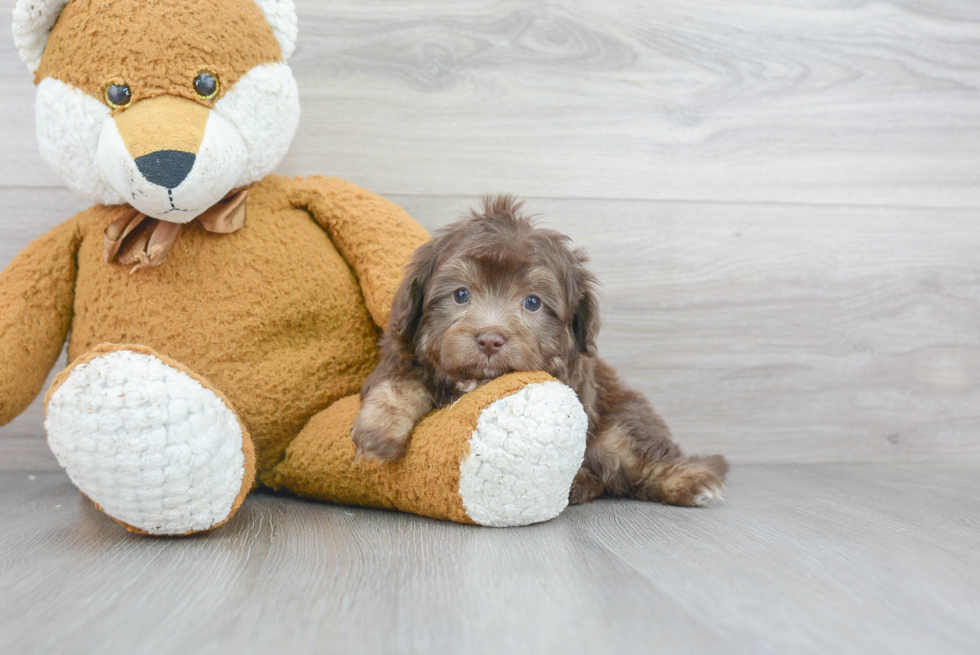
[96,95,248,222]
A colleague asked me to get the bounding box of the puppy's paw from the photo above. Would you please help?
[641,459,726,507]
[568,468,605,505]
[669,468,724,507]
[351,411,413,463]
[351,380,431,463]
[689,478,725,507]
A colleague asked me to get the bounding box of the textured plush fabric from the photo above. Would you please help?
[0,175,429,476]
[286,176,431,328]
[112,95,210,158]
[29,2,301,213]
[96,97,252,220]
[214,63,300,190]
[35,0,283,107]
[2,173,589,528]
[102,188,250,271]
[28,1,300,213]
[457,380,588,526]
[11,0,70,72]
[267,372,561,523]
[251,0,298,60]
[45,343,256,535]
[0,218,80,425]
[34,77,122,204]
[5,0,587,530]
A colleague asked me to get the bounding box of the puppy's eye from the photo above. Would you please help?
[523,295,542,312]
[453,288,470,305]
[193,72,220,100]
[105,83,132,109]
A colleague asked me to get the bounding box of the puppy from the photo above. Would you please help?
[352,195,728,506]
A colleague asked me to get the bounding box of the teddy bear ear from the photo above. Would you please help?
[253,0,299,61]
[11,0,70,73]
[11,0,298,74]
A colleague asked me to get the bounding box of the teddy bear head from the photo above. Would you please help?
[12,0,301,221]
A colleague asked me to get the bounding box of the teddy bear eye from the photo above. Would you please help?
[193,72,219,100]
[453,288,470,305]
[523,295,542,312]
[105,83,131,109]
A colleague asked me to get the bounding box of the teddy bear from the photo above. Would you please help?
[1,0,588,535]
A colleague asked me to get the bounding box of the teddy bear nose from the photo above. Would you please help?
[135,150,197,189]
[476,332,507,356]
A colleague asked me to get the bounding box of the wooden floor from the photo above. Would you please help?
[1,465,978,654]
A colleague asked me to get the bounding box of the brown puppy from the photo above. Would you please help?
[352,196,728,506]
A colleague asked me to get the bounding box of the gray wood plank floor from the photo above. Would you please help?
[2,465,978,655]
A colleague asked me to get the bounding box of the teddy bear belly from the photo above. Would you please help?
[66,200,380,475]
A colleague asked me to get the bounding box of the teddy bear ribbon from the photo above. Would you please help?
[103,188,249,273]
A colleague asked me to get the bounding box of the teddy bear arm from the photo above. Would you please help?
[0,219,81,425]
[287,176,430,328]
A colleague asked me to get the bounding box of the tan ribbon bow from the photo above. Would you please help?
[104,188,249,273]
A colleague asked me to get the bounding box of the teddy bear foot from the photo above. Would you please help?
[44,345,255,535]
[457,380,588,526]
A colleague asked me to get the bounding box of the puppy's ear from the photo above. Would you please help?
[571,248,601,356]
[389,240,438,345]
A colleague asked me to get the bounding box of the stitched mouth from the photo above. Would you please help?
[160,189,197,214]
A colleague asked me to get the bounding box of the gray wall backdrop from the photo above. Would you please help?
[1,0,978,469]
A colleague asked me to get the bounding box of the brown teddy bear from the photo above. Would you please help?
[1,0,587,535]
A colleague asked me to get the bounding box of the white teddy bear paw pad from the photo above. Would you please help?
[459,381,588,527]
[45,349,250,535]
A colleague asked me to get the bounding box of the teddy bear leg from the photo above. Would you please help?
[44,344,256,535]
[267,372,588,527]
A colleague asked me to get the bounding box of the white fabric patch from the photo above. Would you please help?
[252,0,298,60]
[459,381,587,527]
[97,109,248,221]
[214,63,300,189]
[11,0,69,72]
[36,78,124,206]
[45,350,247,535]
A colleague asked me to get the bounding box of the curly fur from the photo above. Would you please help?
[353,195,729,506]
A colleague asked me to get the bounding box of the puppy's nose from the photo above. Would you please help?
[476,332,507,356]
